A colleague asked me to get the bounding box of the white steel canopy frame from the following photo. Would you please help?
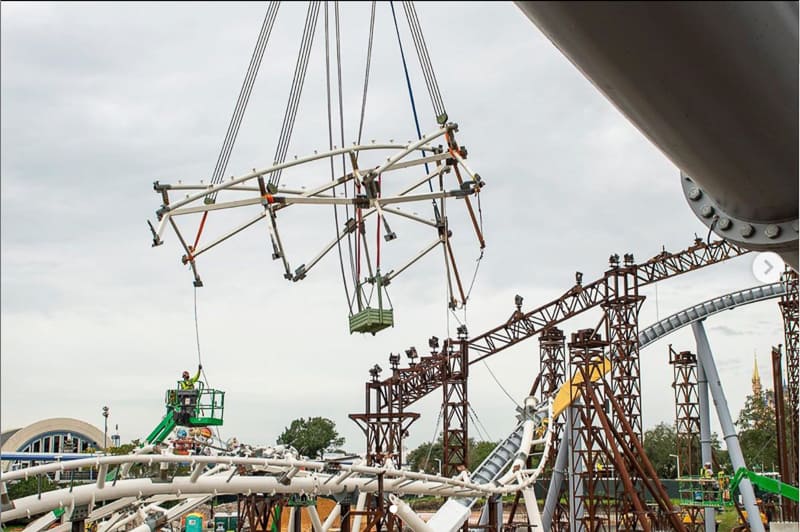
[149,124,485,307]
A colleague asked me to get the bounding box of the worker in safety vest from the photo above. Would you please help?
[180,365,202,390]
[700,461,713,480]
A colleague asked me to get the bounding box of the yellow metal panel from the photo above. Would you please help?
[552,357,612,417]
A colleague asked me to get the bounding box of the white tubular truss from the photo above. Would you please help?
[150,123,485,289]
[3,403,553,524]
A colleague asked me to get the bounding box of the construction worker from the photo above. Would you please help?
[180,365,202,390]
[701,461,713,479]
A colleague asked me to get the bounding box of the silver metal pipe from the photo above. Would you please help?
[541,436,568,530]
[692,320,764,532]
[697,347,716,532]
[515,2,798,266]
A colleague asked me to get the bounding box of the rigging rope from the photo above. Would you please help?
[269,1,321,188]
[193,285,203,370]
[482,360,522,409]
[468,404,493,443]
[324,2,353,313]
[422,404,444,473]
[389,1,434,190]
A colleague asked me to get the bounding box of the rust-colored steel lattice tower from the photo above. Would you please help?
[669,346,703,529]
[540,326,567,451]
[349,368,420,468]
[349,239,747,530]
[567,329,615,530]
[442,333,470,478]
[237,495,284,532]
[779,266,799,488]
[603,254,646,528]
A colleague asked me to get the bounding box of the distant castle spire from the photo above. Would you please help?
[752,352,763,397]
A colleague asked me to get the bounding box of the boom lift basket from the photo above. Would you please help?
[166,382,225,427]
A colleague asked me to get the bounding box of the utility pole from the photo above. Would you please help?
[102,406,109,450]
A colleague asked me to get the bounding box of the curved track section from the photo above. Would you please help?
[638,282,785,349]
[2,401,552,529]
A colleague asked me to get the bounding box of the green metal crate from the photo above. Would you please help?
[349,308,394,334]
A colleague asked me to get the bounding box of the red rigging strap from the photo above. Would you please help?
[192,212,209,254]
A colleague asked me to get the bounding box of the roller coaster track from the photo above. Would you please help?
[1,400,552,528]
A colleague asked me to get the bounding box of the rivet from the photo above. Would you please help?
[765,225,781,239]
[718,218,732,230]
[701,205,715,218]
[688,187,702,201]
[740,224,755,238]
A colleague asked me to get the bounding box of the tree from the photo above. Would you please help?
[406,440,442,474]
[644,422,678,478]
[735,389,787,472]
[406,437,498,474]
[642,422,729,478]
[277,417,344,459]
[108,439,142,455]
[469,440,498,471]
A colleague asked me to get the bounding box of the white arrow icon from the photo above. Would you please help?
[752,252,784,283]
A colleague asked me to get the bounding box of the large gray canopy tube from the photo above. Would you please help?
[515,2,798,268]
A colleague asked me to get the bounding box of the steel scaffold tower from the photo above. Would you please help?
[779,266,799,490]
[669,346,703,530]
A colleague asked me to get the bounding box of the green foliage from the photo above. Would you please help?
[643,422,678,478]
[642,423,729,479]
[7,475,56,499]
[736,390,786,472]
[406,439,442,474]
[469,440,497,471]
[277,417,344,459]
[108,439,142,455]
[405,437,499,474]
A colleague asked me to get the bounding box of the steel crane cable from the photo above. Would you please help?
[192,2,280,250]
[389,1,434,194]
[401,1,447,124]
[324,2,353,313]
[269,1,322,189]
[355,1,377,148]
[341,0,376,315]
[335,1,361,302]
[209,2,280,193]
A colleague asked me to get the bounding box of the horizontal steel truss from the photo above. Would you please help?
[364,238,748,415]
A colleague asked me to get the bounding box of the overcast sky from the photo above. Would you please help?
[1,2,785,458]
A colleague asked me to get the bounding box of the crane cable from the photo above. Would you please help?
[269,1,322,189]
[401,1,447,123]
[192,2,281,250]
[324,1,353,313]
[345,0,376,314]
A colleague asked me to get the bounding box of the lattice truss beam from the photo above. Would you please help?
[780,266,799,486]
